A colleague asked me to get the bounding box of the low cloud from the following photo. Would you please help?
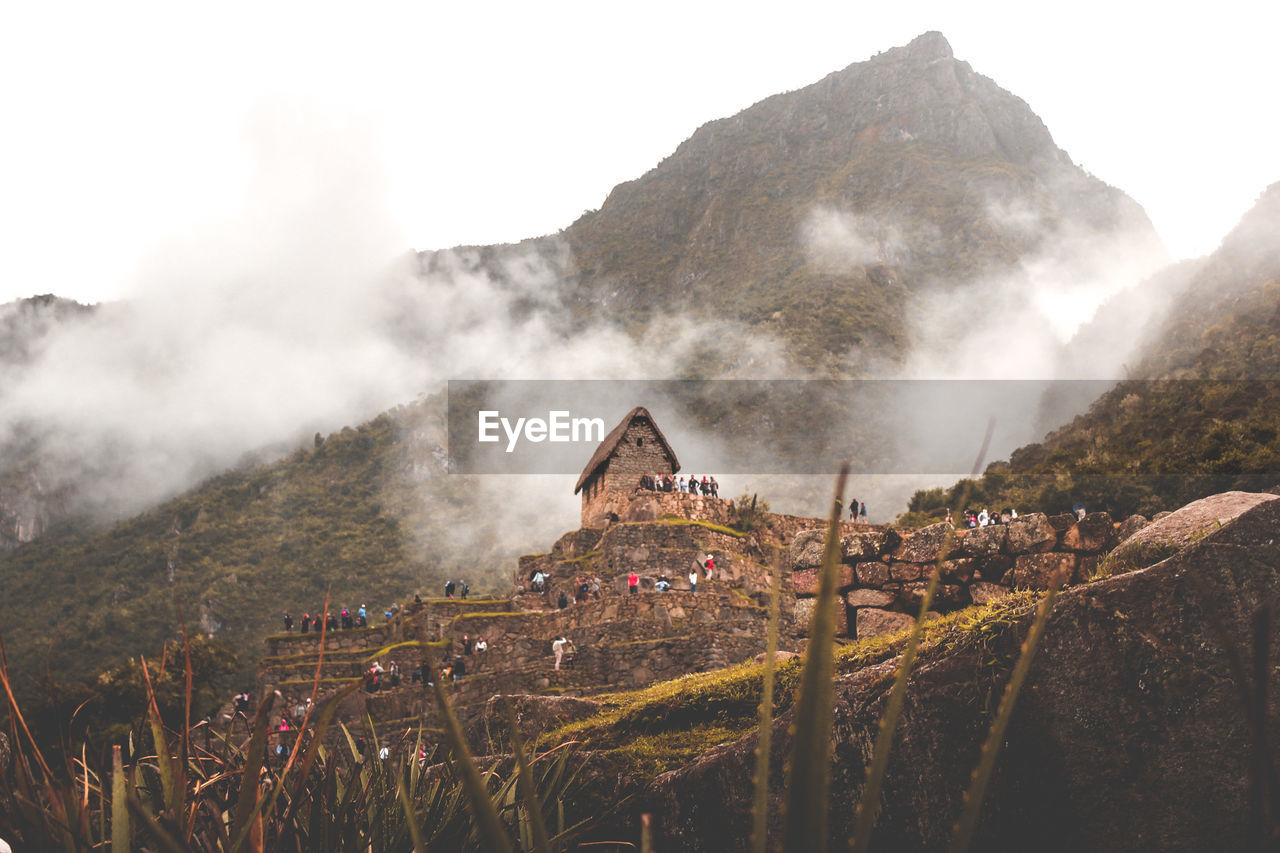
[802,206,909,271]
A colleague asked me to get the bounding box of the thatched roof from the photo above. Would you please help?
[573,406,680,494]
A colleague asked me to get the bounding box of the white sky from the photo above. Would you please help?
[1,0,1277,305]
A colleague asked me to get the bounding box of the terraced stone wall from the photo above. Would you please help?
[789,511,1144,639]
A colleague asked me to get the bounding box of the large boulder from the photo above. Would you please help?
[1116,490,1278,563]
[892,522,956,563]
[1114,513,1149,542]
[843,527,899,560]
[789,565,855,595]
[957,523,1006,557]
[1060,512,1117,553]
[969,581,1011,605]
[1006,552,1080,590]
[793,597,849,637]
[640,496,1280,852]
[789,529,828,570]
[1002,512,1059,554]
[855,607,915,639]
[845,588,895,608]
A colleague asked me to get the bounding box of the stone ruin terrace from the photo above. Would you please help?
[251,490,1138,746]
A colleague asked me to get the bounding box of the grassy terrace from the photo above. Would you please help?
[536,590,1044,779]
[559,549,604,564]
[450,611,530,624]
[277,676,363,687]
[656,516,747,537]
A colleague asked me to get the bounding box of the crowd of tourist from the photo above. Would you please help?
[280,602,411,635]
[952,507,1019,528]
[637,471,721,497]
[359,634,492,694]
[528,570,603,605]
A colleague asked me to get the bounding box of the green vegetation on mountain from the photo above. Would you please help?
[0,397,512,710]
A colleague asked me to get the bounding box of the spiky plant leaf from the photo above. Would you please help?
[782,465,848,851]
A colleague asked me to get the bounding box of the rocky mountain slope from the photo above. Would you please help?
[0,296,96,553]
[432,31,1163,370]
[907,181,1280,518]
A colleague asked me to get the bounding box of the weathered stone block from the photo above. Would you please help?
[842,528,894,560]
[1047,512,1077,532]
[1003,513,1059,554]
[791,596,848,636]
[1007,552,1080,589]
[621,497,662,522]
[790,529,827,570]
[894,583,966,610]
[974,554,1013,582]
[899,582,928,608]
[789,566,855,595]
[856,561,890,587]
[856,608,915,639]
[893,522,954,563]
[793,597,815,633]
[969,581,1010,605]
[940,558,976,583]
[1062,512,1117,553]
[937,584,970,609]
[957,524,1006,557]
[1115,514,1149,542]
[846,588,895,608]
[889,562,924,582]
[1122,492,1279,557]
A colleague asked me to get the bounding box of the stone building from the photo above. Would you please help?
[574,406,680,527]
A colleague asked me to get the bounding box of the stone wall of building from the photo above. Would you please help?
[513,515,775,612]
[618,491,740,527]
[581,418,677,526]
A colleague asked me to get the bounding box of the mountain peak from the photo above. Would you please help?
[903,30,954,61]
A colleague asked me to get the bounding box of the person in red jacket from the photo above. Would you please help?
[628,571,639,594]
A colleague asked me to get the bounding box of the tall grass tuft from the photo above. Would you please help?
[781,463,848,851]
[432,680,515,853]
[504,700,553,853]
